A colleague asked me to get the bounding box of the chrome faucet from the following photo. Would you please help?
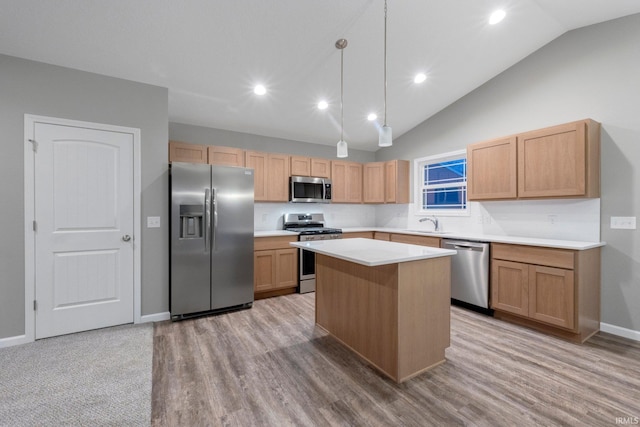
[419,215,440,231]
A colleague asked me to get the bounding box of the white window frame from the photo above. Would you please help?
[414,149,469,217]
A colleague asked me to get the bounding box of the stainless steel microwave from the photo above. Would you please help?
[290,176,332,203]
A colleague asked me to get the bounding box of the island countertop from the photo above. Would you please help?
[290,237,456,267]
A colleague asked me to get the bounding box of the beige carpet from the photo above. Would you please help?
[0,323,153,427]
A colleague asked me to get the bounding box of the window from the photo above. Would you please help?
[414,150,468,215]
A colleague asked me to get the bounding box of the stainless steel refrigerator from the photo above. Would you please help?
[170,162,254,319]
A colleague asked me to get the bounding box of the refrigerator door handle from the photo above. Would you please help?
[204,188,211,252]
[212,187,218,252]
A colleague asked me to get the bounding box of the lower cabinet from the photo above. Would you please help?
[254,236,298,297]
[491,243,600,343]
[389,233,440,248]
[342,231,374,239]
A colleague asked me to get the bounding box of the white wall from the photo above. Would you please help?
[255,203,376,231]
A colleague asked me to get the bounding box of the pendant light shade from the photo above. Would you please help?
[337,139,348,158]
[379,125,392,147]
[335,38,349,158]
[379,0,392,147]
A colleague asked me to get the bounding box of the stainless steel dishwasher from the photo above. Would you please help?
[441,239,491,310]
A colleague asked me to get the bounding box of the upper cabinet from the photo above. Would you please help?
[310,158,331,178]
[467,119,600,201]
[168,141,409,204]
[290,156,331,179]
[208,146,245,167]
[246,151,290,202]
[290,155,311,176]
[363,160,410,204]
[331,161,363,203]
[169,140,207,164]
[517,120,600,199]
[385,160,410,204]
[363,162,385,204]
[467,137,517,200]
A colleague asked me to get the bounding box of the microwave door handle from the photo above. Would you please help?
[204,188,211,252]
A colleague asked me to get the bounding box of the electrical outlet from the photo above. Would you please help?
[548,214,557,225]
[147,216,161,228]
[610,216,637,229]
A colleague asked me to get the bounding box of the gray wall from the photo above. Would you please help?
[0,55,169,339]
[376,14,640,332]
[170,122,376,164]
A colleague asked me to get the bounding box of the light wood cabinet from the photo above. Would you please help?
[169,140,208,164]
[331,161,363,203]
[389,233,440,248]
[374,232,391,241]
[467,119,600,201]
[363,162,385,203]
[363,160,410,204]
[254,236,298,296]
[290,155,311,176]
[385,160,410,204]
[245,151,290,202]
[518,119,600,198]
[491,243,600,343]
[208,146,245,167]
[310,158,331,178]
[467,136,517,200]
[342,231,374,239]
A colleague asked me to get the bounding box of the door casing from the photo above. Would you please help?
[23,114,142,344]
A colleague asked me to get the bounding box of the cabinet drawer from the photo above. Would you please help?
[492,243,574,270]
[254,236,297,251]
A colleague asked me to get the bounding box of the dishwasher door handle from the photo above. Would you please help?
[452,243,484,251]
[443,240,488,251]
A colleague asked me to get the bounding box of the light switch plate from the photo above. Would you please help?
[610,216,636,229]
[147,216,161,228]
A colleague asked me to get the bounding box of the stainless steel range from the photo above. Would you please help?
[283,213,342,293]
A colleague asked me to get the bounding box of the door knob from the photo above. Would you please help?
[122,235,132,242]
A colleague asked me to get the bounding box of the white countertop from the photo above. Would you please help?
[256,227,605,250]
[290,238,456,267]
[341,227,605,250]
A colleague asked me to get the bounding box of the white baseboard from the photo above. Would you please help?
[600,322,640,342]
[0,334,30,348]
[139,311,170,323]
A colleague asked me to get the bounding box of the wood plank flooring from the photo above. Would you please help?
[152,293,640,426]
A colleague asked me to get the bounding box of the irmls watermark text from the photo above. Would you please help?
[616,416,639,425]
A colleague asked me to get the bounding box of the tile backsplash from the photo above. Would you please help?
[255,198,601,242]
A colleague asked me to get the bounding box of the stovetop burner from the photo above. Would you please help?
[282,213,342,235]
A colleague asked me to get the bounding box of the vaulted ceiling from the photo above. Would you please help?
[2,1,640,151]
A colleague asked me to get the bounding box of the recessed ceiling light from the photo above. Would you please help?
[253,84,266,95]
[414,73,427,84]
[367,113,377,121]
[489,9,506,25]
[318,100,328,110]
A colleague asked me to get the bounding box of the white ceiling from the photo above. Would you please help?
[2,1,640,152]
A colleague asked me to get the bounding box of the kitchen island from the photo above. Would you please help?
[290,238,456,383]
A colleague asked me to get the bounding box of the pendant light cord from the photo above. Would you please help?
[340,46,344,142]
[383,0,388,127]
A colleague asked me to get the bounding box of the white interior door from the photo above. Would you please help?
[33,122,134,339]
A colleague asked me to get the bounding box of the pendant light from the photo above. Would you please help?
[336,38,349,158]
[379,0,392,147]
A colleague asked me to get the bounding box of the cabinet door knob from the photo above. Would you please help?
[122,235,132,242]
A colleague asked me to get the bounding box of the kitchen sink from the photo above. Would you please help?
[405,230,453,235]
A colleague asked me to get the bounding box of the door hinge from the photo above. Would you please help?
[28,138,38,152]
[33,220,37,232]
[33,300,37,311]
